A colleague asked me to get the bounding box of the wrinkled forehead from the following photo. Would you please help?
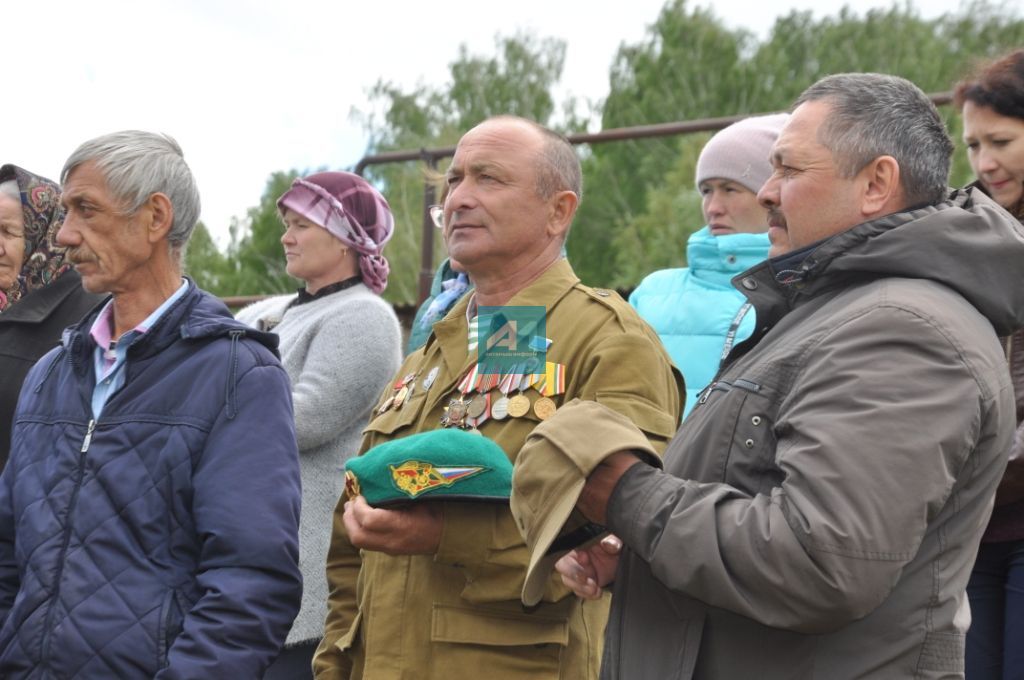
[770,101,832,162]
[453,121,543,166]
[0,191,23,226]
[60,161,118,208]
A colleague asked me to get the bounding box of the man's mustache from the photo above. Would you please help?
[766,209,787,228]
[67,249,97,265]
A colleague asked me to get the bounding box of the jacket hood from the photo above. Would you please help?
[770,187,1024,336]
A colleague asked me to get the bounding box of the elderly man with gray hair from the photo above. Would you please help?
[0,130,302,678]
[554,73,1024,679]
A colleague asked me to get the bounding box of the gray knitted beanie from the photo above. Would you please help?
[695,113,790,193]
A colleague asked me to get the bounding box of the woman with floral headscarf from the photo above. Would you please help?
[0,164,103,467]
[235,171,402,679]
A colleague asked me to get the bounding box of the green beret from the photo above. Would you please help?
[345,429,513,507]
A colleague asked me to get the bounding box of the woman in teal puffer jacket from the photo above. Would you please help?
[630,113,787,418]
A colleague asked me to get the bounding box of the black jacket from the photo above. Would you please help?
[0,271,103,467]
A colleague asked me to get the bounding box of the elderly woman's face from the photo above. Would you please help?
[0,193,25,291]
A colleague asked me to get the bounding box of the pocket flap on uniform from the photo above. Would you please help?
[334,610,363,652]
[362,397,421,438]
[431,604,568,647]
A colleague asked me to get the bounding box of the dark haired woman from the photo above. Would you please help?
[954,48,1024,680]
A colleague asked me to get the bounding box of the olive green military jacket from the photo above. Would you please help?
[314,259,682,680]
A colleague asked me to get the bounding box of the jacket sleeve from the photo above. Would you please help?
[156,360,302,679]
[292,303,400,452]
[607,305,1007,634]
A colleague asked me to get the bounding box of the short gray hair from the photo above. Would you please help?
[488,115,582,202]
[536,126,582,202]
[796,73,953,207]
[0,180,19,202]
[61,131,201,260]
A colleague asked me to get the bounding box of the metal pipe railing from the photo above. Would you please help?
[351,91,953,304]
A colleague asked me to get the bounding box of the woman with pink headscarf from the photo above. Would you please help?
[236,171,402,679]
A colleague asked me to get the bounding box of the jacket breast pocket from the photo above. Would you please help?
[362,390,425,442]
[722,379,783,494]
[430,604,566,678]
[686,378,781,492]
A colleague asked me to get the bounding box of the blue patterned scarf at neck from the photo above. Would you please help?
[419,273,470,329]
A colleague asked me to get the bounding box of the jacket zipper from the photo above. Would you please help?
[39,418,95,668]
[696,381,730,406]
[695,378,762,407]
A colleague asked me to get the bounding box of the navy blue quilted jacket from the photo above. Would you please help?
[0,281,302,679]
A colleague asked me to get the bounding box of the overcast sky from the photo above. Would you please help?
[5,0,983,244]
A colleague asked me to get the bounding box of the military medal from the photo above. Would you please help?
[533,396,557,420]
[423,366,440,390]
[441,397,469,428]
[506,372,533,418]
[490,372,517,421]
[491,396,510,420]
[467,393,488,419]
[383,372,415,412]
[507,394,530,418]
[344,470,361,497]
[531,363,565,420]
[442,366,481,429]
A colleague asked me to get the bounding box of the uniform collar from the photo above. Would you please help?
[430,258,578,377]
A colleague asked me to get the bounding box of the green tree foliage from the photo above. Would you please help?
[185,171,303,298]
[183,221,231,292]
[213,170,302,297]
[209,1,1024,298]
[577,0,1024,288]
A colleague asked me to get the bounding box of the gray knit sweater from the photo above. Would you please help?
[236,283,401,645]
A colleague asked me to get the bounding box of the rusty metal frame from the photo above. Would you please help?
[353,91,953,304]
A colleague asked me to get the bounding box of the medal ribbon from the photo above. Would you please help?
[458,365,480,395]
[498,371,518,396]
[542,362,565,397]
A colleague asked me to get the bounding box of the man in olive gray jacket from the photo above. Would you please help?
[558,74,1024,679]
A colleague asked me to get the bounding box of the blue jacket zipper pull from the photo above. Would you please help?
[81,420,96,453]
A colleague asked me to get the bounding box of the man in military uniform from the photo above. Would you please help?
[314,116,682,679]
